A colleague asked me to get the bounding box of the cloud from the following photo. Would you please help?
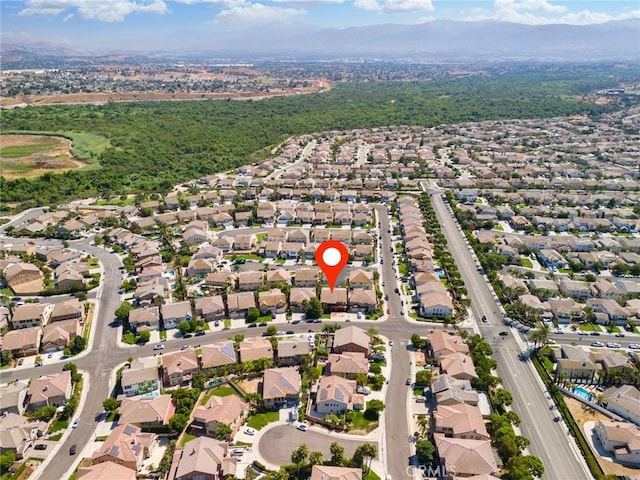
[18,0,168,22]
[354,0,433,13]
[467,0,640,25]
[272,0,344,4]
[214,2,305,25]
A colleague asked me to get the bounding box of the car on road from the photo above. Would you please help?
[72,418,80,428]
[481,315,487,323]
[47,353,53,359]
[69,444,77,455]
[590,331,601,336]
[546,339,556,344]
[181,344,189,350]
[554,329,564,334]
[153,344,164,350]
[394,287,400,294]
[578,331,589,335]
[615,333,626,338]
[35,361,43,367]
[553,416,562,423]
[195,330,206,336]
[591,341,604,347]
[34,444,47,451]
[286,330,295,335]
[499,331,509,336]
[406,378,412,385]
[258,322,268,327]
[244,427,256,435]
[297,424,308,431]
[629,344,640,350]
[388,340,394,347]
[183,333,193,338]
[607,342,621,348]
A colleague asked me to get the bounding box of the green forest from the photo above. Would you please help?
[1,68,637,208]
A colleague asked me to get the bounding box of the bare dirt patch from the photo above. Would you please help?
[237,376,261,395]
[565,396,640,477]
[0,134,86,180]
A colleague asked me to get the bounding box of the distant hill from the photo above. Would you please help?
[2,19,639,62]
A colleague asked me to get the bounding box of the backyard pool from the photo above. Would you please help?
[573,386,595,402]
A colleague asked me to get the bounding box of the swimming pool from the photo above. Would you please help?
[573,386,595,402]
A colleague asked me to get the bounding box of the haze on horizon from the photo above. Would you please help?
[2,0,640,52]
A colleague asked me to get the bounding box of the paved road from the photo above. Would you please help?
[427,187,592,480]
[259,424,366,465]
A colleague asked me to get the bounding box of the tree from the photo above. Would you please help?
[415,370,432,386]
[415,439,435,463]
[493,388,513,407]
[169,413,188,432]
[214,423,232,440]
[352,443,377,474]
[103,397,118,412]
[177,320,192,335]
[63,362,78,380]
[115,301,134,321]
[306,297,323,319]
[266,325,277,336]
[0,450,16,471]
[416,414,430,438]
[69,335,87,355]
[411,333,426,350]
[291,443,309,472]
[330,442,345,466]
[309,450,324,466]
[138,330,151,344]
[502,455,544,480]
[246,307,260,323]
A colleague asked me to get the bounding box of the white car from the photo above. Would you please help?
[72,418,80,429]
[546,339,556,344]
[244,427,256,435]
[153,344,164,350]
[629,344,640,350]
[607,342,621,348]
[297,424,308,432]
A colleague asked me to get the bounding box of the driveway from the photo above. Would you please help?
[258,424,369,465]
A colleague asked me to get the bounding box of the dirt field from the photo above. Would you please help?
[0,80,330,108]
[0,134,86,180]
[565,396,640,477]
[238,376,261,394]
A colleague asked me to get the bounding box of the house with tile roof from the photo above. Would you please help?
[310,465,362,480]
[118,394,175,427]
[26,370,72,411]
[121,357,160,397]
[238,337,273,363]
[162,348,199,387]
[595,420,640,466]
[200,341,238,374]
[261,367,301,410]
[434,433,499,477]
[76,461,137,480]
[332,325,371,356]
[90,423,158,471]
[315,375,364,415]
[326,352,369,379]
[191,393,248,437]
[169,437,237,480]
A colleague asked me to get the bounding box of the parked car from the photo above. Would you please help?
[181,344,189,350]
[499,331,509,336]
[72,418,80,428]
[297,424,308,432]
[591,341,604,347]
[615,333,626,338]
[195,330,206,336]
[69,444,77,455]
[406,378,412,385]
[244,427,256,435]
[34,444,47,451]
[590,331,601,336]
[607,342,621,348]
[629,344,640,350]
[481,315,487,323]
[153,344,164,350]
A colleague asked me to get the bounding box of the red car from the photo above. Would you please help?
[386,308,391,314]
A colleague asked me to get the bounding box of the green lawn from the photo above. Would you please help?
[520,257,533,268]
[180,433,198,447]
[0,287,13,296]
[200,385,236,405]
[48,433,63,441]
[48,420,68,433]
[493,224,504,231]
[225,254,264,262]
[246,411,279,430]
[579,323,600,332]
[159,330,167,340]
[349,411,377,430]
[364,471,381,480]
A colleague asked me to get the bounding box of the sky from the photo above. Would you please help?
[2,0,639,49]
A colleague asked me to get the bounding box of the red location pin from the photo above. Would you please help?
[315,240,349,292]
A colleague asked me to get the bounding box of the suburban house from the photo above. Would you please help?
[194,296,226,322]
[348,288,377,314]
[90,423,158,471]
[348,269,374,290]
[261,367,301,409]
[276,338,312,366]
[128,307,161,332]
[234,234,256,251]
[431,375,479,406]
[49,299,84,323]
[258,288,288,315]
[439,352,478,381]
[332,325,371,356]
[117,394,175,427]
[162,348,200,387]
[595,420,640,466]
[226,292,256,319]
[419,292,454,318]
[3,262,44,295]
[191,394,248,437]
[434,434,499,477]
[161,301,193,330]
[169,437,237,480]
[326,352,369,379]
[76,462,137,480]
[26,370,72,411]
[200,341,238,374]
[237,271,264,291]
[604,385,640,427]
[1,327,42,358]
[121,357,160,397]
[266,268,292,286]
[315,375,364,415]
[294,268,319,288]
[320,287,348,312]
[433,404,490,440]
[289,287,317,312]
[238,337,274,363]
[310,466,362,480]
[11,303,53,330]
[0,412,43,460]
[41,319,80,352]
[0,382,28,415]
[428,331,469,360]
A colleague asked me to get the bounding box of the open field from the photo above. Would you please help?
[0,134,87,180]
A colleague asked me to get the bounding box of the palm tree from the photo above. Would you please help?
[416,414,429,438]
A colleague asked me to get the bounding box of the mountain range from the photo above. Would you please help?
[2,19,639,62]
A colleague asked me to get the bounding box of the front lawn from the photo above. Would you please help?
[48,419,68,433]
[348,411,377,431]
[579,323,600,332]
[246,411,279,430]
[200,385,236,405]
[520,257,533,268]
